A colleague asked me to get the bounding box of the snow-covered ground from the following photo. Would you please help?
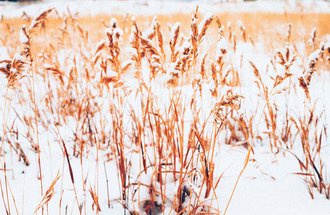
[0,0,329,18]
[0,1,330,215]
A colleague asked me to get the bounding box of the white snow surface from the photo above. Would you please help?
[0,1,329,215]
[0,0,329,18]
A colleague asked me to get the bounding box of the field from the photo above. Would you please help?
[0,1,330,214]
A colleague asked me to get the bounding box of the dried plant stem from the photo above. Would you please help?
[1,84,11,214]
[0,179,9,214]
[30,63,44,215]
[54,125,81,215]
[223,146,252,215]
[103,162,111,208]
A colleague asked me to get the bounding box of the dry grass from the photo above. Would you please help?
[2,12,329,55]
[0,6,329,215]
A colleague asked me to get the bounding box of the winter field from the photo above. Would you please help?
[0,0,330,214]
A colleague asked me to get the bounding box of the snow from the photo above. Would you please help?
[19,25,29,44]
[308,49,322,66]
[216,37,229,58]
[217,145,330,215]
[0,0,329,215]
[0,0,329,18]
